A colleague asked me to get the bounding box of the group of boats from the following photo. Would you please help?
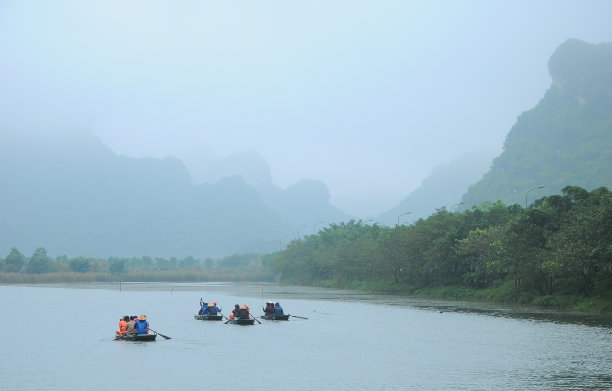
[194,300,293,325]
[193,312,291,324]
[115,300,305,341]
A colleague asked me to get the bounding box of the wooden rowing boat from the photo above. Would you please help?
[227,318,255,325]
[260,314,290,321]
[115,333,157,341]
[194,314,223,321]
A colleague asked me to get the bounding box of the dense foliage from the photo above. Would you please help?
[269,186,612,310]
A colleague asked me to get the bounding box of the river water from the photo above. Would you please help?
[0,283,610,391]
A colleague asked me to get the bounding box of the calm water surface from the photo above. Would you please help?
[0,283,610,391]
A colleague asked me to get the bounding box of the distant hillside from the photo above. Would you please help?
[462,39,612,207]
[183,150,351,230]
[377,151,495,225]
[0,131,348,258]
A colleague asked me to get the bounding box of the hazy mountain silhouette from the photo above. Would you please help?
[462,39,612,207]
[0,130,348,258]
[377,151,495,226]
[183,150,351,232]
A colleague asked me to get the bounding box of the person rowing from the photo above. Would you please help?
[274,302,284,315]
[207,302,221,315]
[135,314,149,334]
[199,302,209,315]
[237,304,250,320]
[264,301,275,316]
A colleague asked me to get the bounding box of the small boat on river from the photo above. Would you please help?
[194,314,223,321]
[260,314,290,321]
[226,318,255,326]
[262,301,289,320]
[115,333,157,342]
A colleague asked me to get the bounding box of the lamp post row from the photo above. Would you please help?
[526,185,546,208]
[286,186,546,248]
[397,211,411,226]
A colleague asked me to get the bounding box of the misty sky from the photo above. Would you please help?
[2,1,612,216]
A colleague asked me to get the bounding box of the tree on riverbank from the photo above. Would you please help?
[268,186,612,311]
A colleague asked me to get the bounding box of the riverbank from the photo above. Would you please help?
[0,270,274,284]
[303,278,612,314]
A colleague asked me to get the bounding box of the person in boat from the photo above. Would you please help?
[199,302,209,315]
[116,315,129,336]
[230,304,240,319]
[237,304,250,320]
[207,302,220,315]
[264,301,275,316]
[125,315,137,335]
[135,314,149,334]
[274,302,284,315]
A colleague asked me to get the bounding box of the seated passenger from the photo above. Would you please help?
[135,314,149,334]
[230,304,240,319]
[207,302,220,315]
[126,316,137,334]
[265,302,275,316]
[274,302,284,315]
[116,315,129,336]
[200,303,210,315]
[237,304,250,319]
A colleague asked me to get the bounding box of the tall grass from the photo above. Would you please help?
[0,268,275,284]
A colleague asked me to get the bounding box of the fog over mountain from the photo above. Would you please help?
[377,151,497,226]
[3,1,612,218]
[0,130,351,257]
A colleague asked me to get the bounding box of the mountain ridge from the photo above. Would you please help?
[461,39,612,207]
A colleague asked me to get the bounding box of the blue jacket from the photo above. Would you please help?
[208,306,219,315]
[274,305,284,315]
[135,320,149,334]
[200,305,209,315]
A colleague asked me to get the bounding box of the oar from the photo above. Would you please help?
[147,328,172,340]
[289,314,309,320]
[250,314,262,324]
[219,311,229,321]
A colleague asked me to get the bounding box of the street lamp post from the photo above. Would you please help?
[397,211,411,226]
[525,185,546,208]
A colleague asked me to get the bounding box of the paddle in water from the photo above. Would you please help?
[289,314,309,319]
[148,328,172,340]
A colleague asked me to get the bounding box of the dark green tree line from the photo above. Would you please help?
[270,186,612,306]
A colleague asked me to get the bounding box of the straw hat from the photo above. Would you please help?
[239,305,247,309]
[138,314,146,320]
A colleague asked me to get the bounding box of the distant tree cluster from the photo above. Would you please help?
[270,186,612,307]
[0,248,271,283]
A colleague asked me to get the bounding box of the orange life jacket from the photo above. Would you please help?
[117,320,127,335]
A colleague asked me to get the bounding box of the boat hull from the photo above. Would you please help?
[194,314,223,321]
[115,333,157,341]
[227,318,255,325]
[261,314,290,321]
